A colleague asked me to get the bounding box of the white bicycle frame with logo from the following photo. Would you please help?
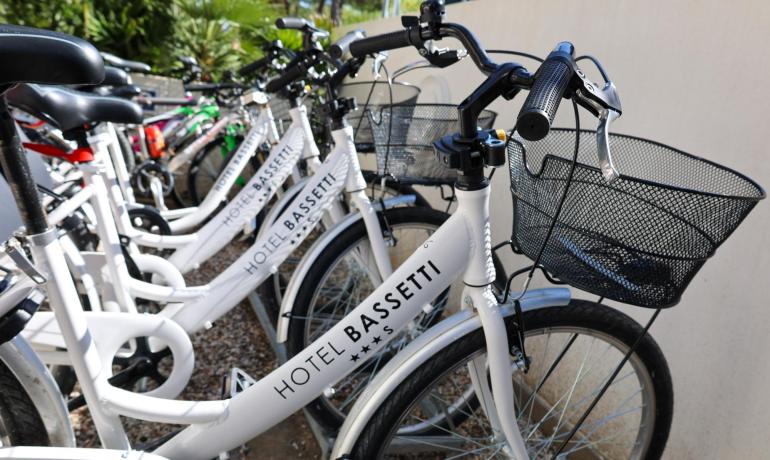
[115,104,275,232]
[18,108,404,367]
[10,156,572,457]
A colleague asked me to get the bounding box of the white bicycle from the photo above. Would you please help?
[3,28,476,413]
[1,3,765,458]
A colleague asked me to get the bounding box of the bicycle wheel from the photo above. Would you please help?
[350,300,673,459]
[115,127,135,173]
[286,206,506,430]
[187,135,258,206]
[128,207,172,258]
[0,360,49,446]
[258,182,432,320]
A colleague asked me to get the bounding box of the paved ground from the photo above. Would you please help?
[244,413,320,459]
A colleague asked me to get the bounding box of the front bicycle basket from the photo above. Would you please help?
[508,129,765,308]
[339,81,420,152]
[369,104,497,185]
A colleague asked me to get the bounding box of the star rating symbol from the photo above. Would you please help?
[350,354,360,362]
[372,336,382,345]
[361,345,371,354]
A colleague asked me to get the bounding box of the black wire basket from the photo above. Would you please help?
[339,81,421,152]
[508,129,765,308]
[369,104,497,185]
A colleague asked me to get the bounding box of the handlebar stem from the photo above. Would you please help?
[457,62,526,138]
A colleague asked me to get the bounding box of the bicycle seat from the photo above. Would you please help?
[6,83,143,131]
[101,51,151,73]
[100,66,131,87]
[0,24,104,87]
[106,84,142,99]
[76,66,130,91]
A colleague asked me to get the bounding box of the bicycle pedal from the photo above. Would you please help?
[228,367,257,398]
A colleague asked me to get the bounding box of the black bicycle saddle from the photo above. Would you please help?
[0,24,104,87]
[6,83,143,131]
[101,51,151,73]
[99,66,131,87]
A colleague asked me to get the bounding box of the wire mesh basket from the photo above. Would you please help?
[508,129,765,308]
[339,81,421,152]
[369,104,497,185]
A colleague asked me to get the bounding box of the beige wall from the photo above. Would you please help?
[342,1,770,458]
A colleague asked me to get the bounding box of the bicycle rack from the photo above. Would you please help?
[247,292,336,459]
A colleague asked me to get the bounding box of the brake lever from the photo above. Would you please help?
[597,108,620,182]
[372,52,388,79]
[571,68,622,183]
[420,40,464,68]
[424,48,463,68]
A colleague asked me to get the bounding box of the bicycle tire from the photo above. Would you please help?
[188,135,256,206]
[0,359,49,446]
[350,300,673,459]
[115,128,135,174]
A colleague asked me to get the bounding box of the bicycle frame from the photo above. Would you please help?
[20,165,571,458]
[158,124,387,334]
[22,117,397,358]
[95,104,305,270]
[165,107,314,272]
[104,101,270,229]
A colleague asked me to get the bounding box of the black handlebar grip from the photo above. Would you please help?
[349,29,413,58]
[329,29,366,60]
[516,58,573,141]
[238,56,270,77]
[276,17,310,30]
[265,62,307,93]
[184,82,242,92]
[184,83,219,92]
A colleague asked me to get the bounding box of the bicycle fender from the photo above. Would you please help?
[330,287,571,458]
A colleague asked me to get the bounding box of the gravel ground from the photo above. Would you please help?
[71,238,321,459]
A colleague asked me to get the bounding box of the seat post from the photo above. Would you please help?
[0,94,49,235]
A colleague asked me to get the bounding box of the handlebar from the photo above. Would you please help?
[516,42,575,141]
[238,56,271,77]
[265,61,309,93]
[145,97,198,107]
[238,40,295,78]
[276,17,312,30]
[349,29,416,58]
[330,29,366,60]
[184,82,244,92]
[348,21,498,75]
[276,17,330,41]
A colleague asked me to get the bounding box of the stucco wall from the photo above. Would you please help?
[342,1,770,458]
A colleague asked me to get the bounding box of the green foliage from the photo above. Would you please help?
[340,3,381,25]
[86,0,178,70]
[399,0,423,14]
[0,0,86,34]
[0,0,393,79]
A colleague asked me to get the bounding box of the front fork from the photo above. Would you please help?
[466,286,529,459]
[458,182,529,459]
[306,151,395,284]
[348,189,394,283]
